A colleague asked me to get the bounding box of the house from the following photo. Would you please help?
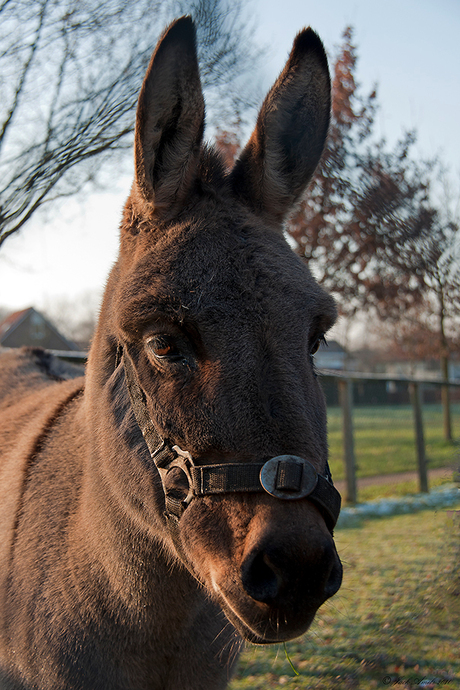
[0,307,78,351]
[314,339,347,370]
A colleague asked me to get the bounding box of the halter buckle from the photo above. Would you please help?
[259,455,318,500]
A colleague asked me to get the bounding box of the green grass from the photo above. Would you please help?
[354,476,456,503]
[230,505,460,689]
[327,404,460,481]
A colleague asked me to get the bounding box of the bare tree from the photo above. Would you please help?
[364,173,460,441]
[0,0,260,246]
[415,177,460,440]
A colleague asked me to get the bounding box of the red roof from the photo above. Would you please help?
[0,308,31,337]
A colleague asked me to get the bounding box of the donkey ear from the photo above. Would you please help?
[230,28,330,225]
[133,17,205,216]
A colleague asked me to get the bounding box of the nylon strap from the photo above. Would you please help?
[190,464,262,494]
[189,463,340,531]
[123,350,176,466]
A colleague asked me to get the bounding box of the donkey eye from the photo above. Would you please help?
[147,335,184,362]
[154,343,174,357]
[310,335,325,356]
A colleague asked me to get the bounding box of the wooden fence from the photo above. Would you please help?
[319,370,460,504]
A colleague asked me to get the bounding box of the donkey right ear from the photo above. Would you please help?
[230,28,330,226]
[133,17,205,217]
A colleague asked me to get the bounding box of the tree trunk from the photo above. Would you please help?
[441,354,452,442]
[439,286,453,442]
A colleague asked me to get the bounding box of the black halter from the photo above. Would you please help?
[122,349,341,566]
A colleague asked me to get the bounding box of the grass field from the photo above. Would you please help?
[347,476,455,503]
[229,506,460,689]
[326,403,460,482]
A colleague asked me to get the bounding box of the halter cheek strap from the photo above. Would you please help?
[122,349,341,562]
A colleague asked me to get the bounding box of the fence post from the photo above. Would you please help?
[338,377,357,504]
[409,381,428,493]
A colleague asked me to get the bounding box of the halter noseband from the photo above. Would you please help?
[122,349,341,566]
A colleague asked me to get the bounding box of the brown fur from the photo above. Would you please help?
[0,17,342,689]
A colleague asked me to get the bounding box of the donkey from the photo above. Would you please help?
[0,16,342,690]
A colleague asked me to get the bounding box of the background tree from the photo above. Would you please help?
[409,179,460,440]
[287,27,435,321]
[0,0,260,247]
[372,314,459,366]
[360,174,460,440]
[286,26,459,441]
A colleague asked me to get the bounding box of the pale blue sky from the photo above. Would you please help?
[1,0,459,313]
[255,0,459,164]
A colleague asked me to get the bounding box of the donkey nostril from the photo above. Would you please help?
[241,551,280,604]
[241,542,342,608]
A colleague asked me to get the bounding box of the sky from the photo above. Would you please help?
[0,0,459,319]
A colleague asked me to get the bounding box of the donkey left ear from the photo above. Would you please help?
[230,28,330,225]
[133,17,205,217]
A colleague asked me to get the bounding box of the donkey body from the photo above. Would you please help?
[0,18,342,690]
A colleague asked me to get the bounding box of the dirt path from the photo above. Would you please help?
[333,465,457,495]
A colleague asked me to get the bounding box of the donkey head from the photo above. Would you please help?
[104,17,341,643]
